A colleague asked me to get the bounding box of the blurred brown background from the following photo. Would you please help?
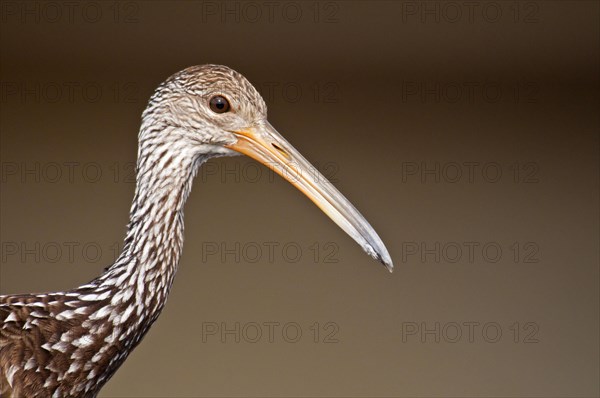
[1,1,598,397]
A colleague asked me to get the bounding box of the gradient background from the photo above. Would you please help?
[1,1,598,397]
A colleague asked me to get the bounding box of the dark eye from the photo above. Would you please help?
[209,95,230,113]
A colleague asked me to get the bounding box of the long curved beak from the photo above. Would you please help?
[225,121,393,272]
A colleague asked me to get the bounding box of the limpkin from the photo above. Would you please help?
[0,65,392,397]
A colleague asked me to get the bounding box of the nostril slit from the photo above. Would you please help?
[272,143,289,157]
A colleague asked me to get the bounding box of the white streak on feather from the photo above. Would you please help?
[67,361,81,374]
[6,365,17,387]
[51,341,69,353]
[79,290,111,301]
[87,368,97,379]
[24,357,36,370]
[91,352,103,363]
[30,311,46,318]
[104,327,120,344]
[75,306,88,315]
[119,305,135,325]
[56,309,75,321]
[5,312,17,322]
[89,305,112,320]
[73,334,95,348]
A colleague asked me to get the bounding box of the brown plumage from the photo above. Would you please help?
[0,65,392,397]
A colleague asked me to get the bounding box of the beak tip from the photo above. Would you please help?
[385,262,394,273]
[371,250,393,273]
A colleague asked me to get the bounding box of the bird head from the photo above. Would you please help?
[141,64,393,272]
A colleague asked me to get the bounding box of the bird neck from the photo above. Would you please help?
[23,129,208,396]
[95,130,204,327]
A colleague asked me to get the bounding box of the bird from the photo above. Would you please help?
[0,64,392,397]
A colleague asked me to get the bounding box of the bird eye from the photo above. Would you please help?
[209,95,230,113]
